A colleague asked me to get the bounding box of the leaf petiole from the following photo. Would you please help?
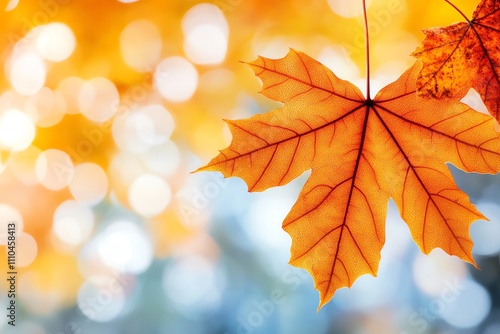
[444,0,471,23]
[362,0,371,100]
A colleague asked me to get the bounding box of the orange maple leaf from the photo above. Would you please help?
[196,49,500,308]
[412,0,500,122]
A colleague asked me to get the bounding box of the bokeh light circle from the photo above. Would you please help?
[25,87,66,128]
[53,200,95,246]
[327,0,374,17]
[35,149,75,190]
[182,3,228,36]
[112,104,175,153]
[69,163,108,206]
[96,221,153,274]
[109,151,144,187]
[412,249,467,297]
[184,24,228,65]
[36,23,76,62]
[0,109,36,151]
[78,78,120,122]
[120,20,162,71]
[135,104,175,145]
[10,52,46,96]
[154,56,198,102]
[142,140,180,177]
[162,256,223,316]
[78,278,126,322]
[128,174,171,217]
[441,279,491,328]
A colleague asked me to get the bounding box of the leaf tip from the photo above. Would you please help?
[316,293,328,312]
[478,210,490,222]
[191,165,205,174]
[287,47,301,58]
[467,256,480,270]
[459,248,479,269]
[222,118,237,127]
